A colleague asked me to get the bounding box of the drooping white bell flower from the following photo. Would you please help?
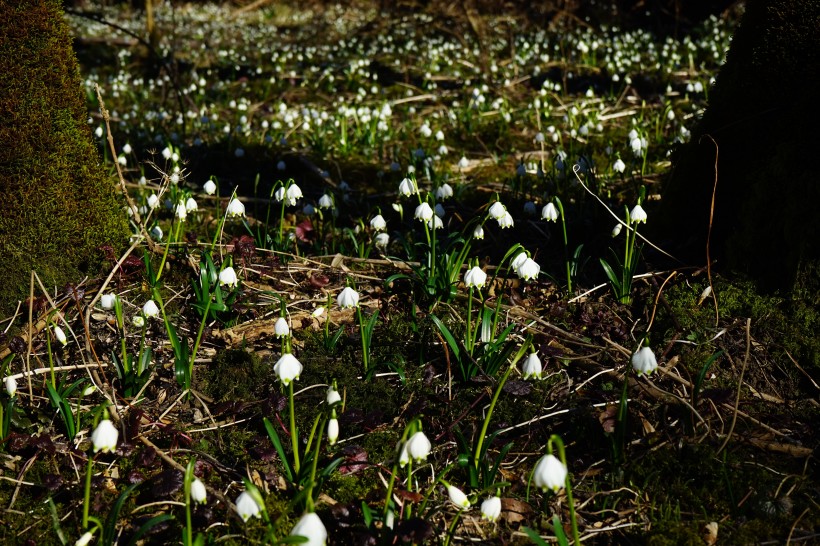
[273,353,303,386]
[132,315,145,328]
[285,183,303,205]
[226,198,245,217]
[53,325,68,346]
[5,376,17,397]
[414,202,434,222]
[289,512,328,546]
[190,478,207,504]
[497,211,514,229]
[318,194,334,209]
[336,287,359,309]
[428,216,443,230]
[399,431,432,467]
[473,224,485,240]
[458,156,469,169]
[219,267,239,289]
[541,203,559,222]
[175,200,187,220]
[612,223,623,237]
[370,214,387,231]
[375,232,390,249]
[327,418,339,445]
[516,258,541,281]
[326,386,341,406]
[100,293,116,310]
[464,266,487,289]
[521,352,543,380]
[75,530,95,546]
[630,204,647,224]
[488,201,506,220]
[480,496,502,522]
[533,454,567,493]
[274,317,290,337]
[203,180,217,195]
[631,346,658,375]
[147,194,159,209]
[613,158,626,174]
[235,491,262,522]
[142,300,160,318]
[91,419,119,453]
[447,485,471,509]
[398,177,418,197]
[435,183,453,201]
[185,197,198,213]
[511,252,528,272]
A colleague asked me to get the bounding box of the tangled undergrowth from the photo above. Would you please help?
[0,1,817,545]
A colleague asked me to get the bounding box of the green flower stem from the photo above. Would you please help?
[156,218,183,284]
[473,336,532,471]
[188,296,212,388]
[356,306,369,374]
[465,286,474,355]
[45,330,55,388]
[442,507,466,546]
[184,459,195,546]
[82,452,94,529]
[549,435,580,546]
[305,416,325,514]
[554,197,572,294]
[288,381,300,475]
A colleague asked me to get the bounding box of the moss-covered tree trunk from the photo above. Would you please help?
[0,0,128,315]
[658,0,820,293]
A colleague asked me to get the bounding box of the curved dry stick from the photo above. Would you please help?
[700,134,720,328]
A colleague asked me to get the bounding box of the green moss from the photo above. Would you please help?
[0,0,129,316]
[201,348,270,402]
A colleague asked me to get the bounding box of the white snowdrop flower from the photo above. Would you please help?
[428,216,443,230]
[400,431,432,467]
[458,156,469,169]
[147,194,159,209]
[630,204,648,224]
[53,325,68,346]
[480,496,502,522]
[235,491,262,522]
[473,224,485,240]
[613,158,626,173]
[434,130,445,141]
[437,144,448,155]
[132,315,145,328]
[75,531,95,546]
[327,418,339,445]
[190,478,207,504]
[541,202,559,222]
[274,317,290,337]
[516,258,540,281]
[289,512,327,546]
[631,346,658,375]
[219,267,239,288]
[370,214,387,231]
[496,211,514,229]
[533,454,567,493]
[91,419,119,453]
[464,266,487,289]
[117,155,127,166]
[203,180,217,195]
[227,198,245,217]
[122,143,132,154]
[326,386,341,406]
[447,485,471,509]
[285,183,303,205]
[375,232,390,249]
[435,183,453,201]
[511,252,528,272]
[398,177,418,197]
[142,300,160,318]
[488,201,506,220]
[630,137,643,156]
[415,202,434,222]
[521,352,543,379]
[185,197,198,212]
[336,287,359,309]
[94,126,103,138]
[274,353,303,385]
[419,123,432,138]
[274,187,286,203]
[318,194,333,209]
[5,376,17,397]
[612,223,623,237]
[99,294,116,312]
